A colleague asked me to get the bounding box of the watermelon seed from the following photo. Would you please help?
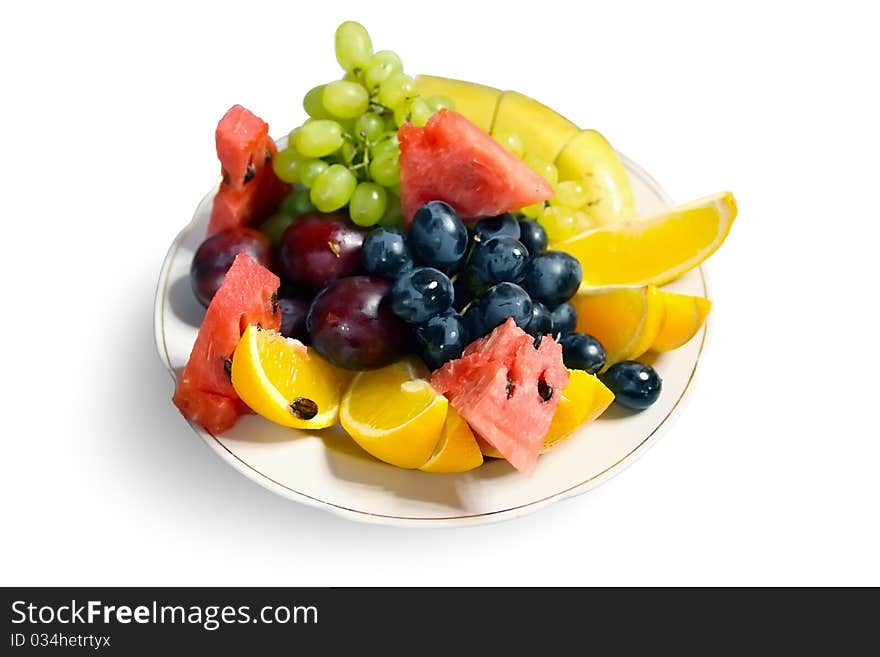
[505,378,515,399]
[244,163,256,184]
[270,292,279,315]
[290,397,318,420]
[264,149,272,164]
[223,357,233,380]
[537,379,553,402]
[221,169,230,185]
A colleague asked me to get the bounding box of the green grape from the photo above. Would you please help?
[364,50,403,91]
[300,159,329,187]
[371,133,399,159]
[323,80,370,119]
[335,21,372,73]
[295,120,344,158]
[354,112,385,142]
[339,139,357,165]
[379,193,404,229]
[287,126,301,147]
[279,187,316,217]
[538,205,577,243]
[572,210,594,234]
[310,164,357,212]
[495,132,525,159]
[520,202,545,219]
[259,213,296,246]
[410,97,433,127]
[393,102,411,127]
[303,85,331,119]
[369,153,400,186]
[349,182,388,226]
[426,95,455,113]
[378,73,416,109]
[550,180,589,209]
[272,147,304,183]
[524,155,559,186]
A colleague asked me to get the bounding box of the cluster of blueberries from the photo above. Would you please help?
[361,201,607,373]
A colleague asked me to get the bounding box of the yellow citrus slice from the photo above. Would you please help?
[477,369,614,458]
[418,406,483,473]
[543,370,615,451]
[555,191,737,288]
[652,292,712,352]
[340,358,448,469]
[571,285,666,369]
[231,325,352,429]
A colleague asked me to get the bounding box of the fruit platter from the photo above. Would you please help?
[155,21,736,524]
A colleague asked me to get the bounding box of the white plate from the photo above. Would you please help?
[154,152,708,527]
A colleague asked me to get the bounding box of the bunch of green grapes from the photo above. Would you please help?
[495,132,595,244]
[271,21,454,227]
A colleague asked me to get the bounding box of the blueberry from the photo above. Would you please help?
[518,219,548,255]
[361,228,413,279]
[602,361,662,410]
[551,302,577,336]
[469,237,529,286]
[472,213,520,243]
[462,301,488,340]
[524,301,553,337]
[559,333,606,374]
[390,267,454,323]
[415,310,470,369]
[409,201,469,272]
[480,282,533,332]
[521,251,582,307]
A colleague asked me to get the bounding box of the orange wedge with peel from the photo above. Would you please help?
[572,285,666,370]
[231,325,351,430]
[651,292,712,352]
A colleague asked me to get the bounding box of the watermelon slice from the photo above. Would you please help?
[398,109,553,224]
[172,252,281,433]
[207,105,290,236]
[431,318,569,473]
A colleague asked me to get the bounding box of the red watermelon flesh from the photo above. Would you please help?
[398,109,553,224]
[431,318,569,473]
[207,105,290,236]
[173,252,281,434]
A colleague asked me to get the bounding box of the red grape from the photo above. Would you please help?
[191,227,273,307]
[279,213,366,291]
[278,296,309,343]
[307,276,409,370]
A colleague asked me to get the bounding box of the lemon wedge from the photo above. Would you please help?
[340,358,448,469]
[419,406,483,473]
[555,191,737,288]
[543,370,615,451]
[230,325,352,429]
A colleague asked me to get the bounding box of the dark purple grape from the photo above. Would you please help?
[279,212,366,291]
[277,296,309,343]
[190,227,273,307]
[307,276,408,370]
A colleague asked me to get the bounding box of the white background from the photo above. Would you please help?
[2,0,878,586]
